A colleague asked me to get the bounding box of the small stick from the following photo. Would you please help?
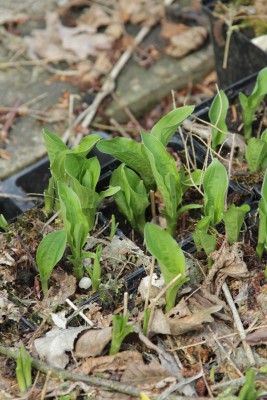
[110,117,131,138]
[40,370,51,400]
[123,292,128,317]
[66,298,94,327]
[0,344,141,398]
[144,256,155,310]
[222,282,255,366]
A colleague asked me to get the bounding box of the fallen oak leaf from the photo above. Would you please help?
[81,350,142,374]
[74,327,112,358]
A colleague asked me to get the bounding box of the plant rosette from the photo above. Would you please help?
[182,67,267,200]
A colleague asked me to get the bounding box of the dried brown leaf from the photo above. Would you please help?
[119,0,164,26]
[25,12,113,63]
[34,326,86,368]
[149,309,171,335]
[74,327,112,358]
[165,26,208,58]
[77,5,112,29]
[81,350,142,374]
[165,297,191,318]
[246,327,267,345]
[168,305,222,335]
[121,359,171,389]
[160,20,189,39]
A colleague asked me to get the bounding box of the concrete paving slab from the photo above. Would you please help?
[0,0,214,180]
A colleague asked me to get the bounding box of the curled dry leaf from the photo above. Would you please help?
[246,327,267,346]
[74,327,112,358]
[119,0,164,26]
[34,326,86,368]
[148,304,222,336]
[81,350,142,374]
[77,4,112,29]
[160,20,189,39]
[25,12,113,63]
[165,26,208,58]
[121,359,172,390]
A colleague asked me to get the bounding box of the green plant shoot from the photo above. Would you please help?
[192,216,217,258]
[58,182,89,279]
[142,133,202,235]
[203,159,228,226]
[110,164,149,233]
[144,223,187,312]
[0,214,8,231]
[42,129,101,210]
[239,66,267,139]
[142,307,151,336]
[238,369,262,400]
[97,106,195,189]
[109,214,119,240]
[245,129,267,172]
[85,244,102,291]
[97,137,155,189]
[36,230,67,295]
[257,169,267,258]
[16,346,32,393]
[209,89,228,149]
[64,154,120,231]
[109,313,134,355]
[223,203,250,244]
[150,105,195,146]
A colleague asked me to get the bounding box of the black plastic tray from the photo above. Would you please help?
[202,0,267,88]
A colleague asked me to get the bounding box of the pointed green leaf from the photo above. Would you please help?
[151,105,195,146]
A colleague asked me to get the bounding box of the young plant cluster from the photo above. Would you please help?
[34,67,267,353]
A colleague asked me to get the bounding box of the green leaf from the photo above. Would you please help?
[58,182,89,278]
[42,129,68,166]
[209,90,228,149]
[223,204,250,244]
[257,170,267,258]
[86,245,102,291]
[36,230,67,295]
[179,168,203,194]
[245,137,267,172]
[142,132,182,235]
[203,159,228,226]
[150,105,195,146]
[144,223,187,312]
[72,134,101,157]
[192,230,216,256]
[109,314,134,355]
[97,137,154,189]
[239,67,267,139]
[110,164,149,233]
[0,214,8,231]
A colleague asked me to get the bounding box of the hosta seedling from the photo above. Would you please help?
[256,169,267,258]
[245,129,267,172]
[110,164,149,233]
[109,313,134,355]
[16,346,32,393]
[144,223,187,312]
[239,66,267,139]
[209,89,228,149]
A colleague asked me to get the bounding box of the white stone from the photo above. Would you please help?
[79,277,92,290]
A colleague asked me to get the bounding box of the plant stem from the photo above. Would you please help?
[0,344,141,398]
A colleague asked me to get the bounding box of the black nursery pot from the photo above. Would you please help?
[202,0,267,88]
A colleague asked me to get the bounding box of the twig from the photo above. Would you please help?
[123,292,128,317]
[66,298,94,327]
[111,92,144,131]
[222,282,255,366]
[110,117,131,138]
[144,256,155,310]
[0,193,39,202]
[0,344,141,398]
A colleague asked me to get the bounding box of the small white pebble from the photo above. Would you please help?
[79,277,92,290]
